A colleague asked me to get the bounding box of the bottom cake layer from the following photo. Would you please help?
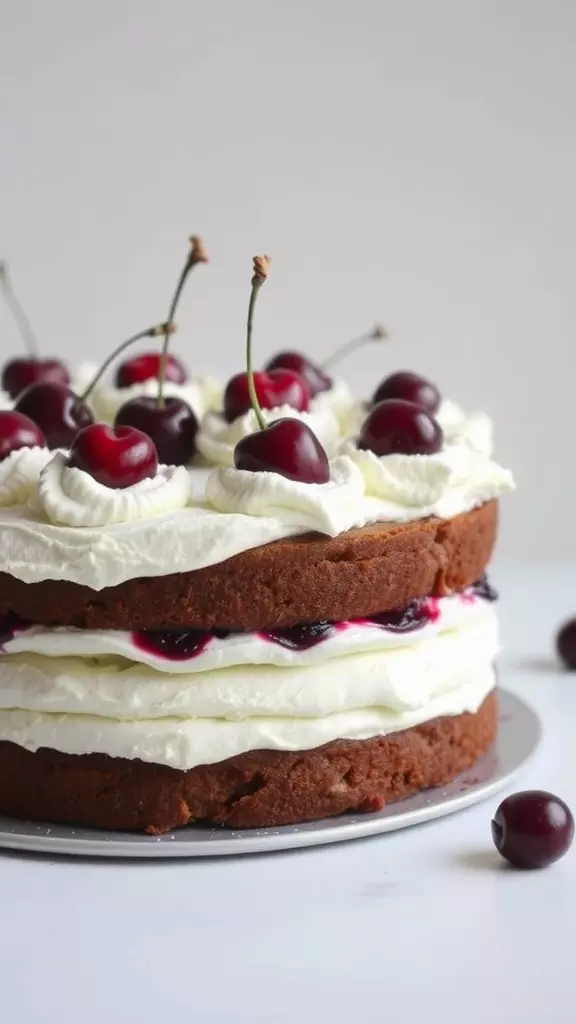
[0,691,497,833]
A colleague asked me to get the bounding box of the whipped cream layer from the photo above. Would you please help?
[312,377,355,432]
[0,609,497,768]
[0,439,512,588]
[91,375,221,425]
[0,447,53,507]
[0,590,491,672]
[197,403,341,468]
[344,443,513,522]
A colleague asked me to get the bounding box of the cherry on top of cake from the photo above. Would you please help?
[230,255,331,485]
[0,410,46,462]
[68,422,158,490]
[264,323,388,399]
[0,262,70,400]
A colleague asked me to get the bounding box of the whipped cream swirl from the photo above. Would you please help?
[206,455,366,535]
[344,441,514,522]
[0,447,52,507]
[37,451,191,527]
[311,377,355,432]
[91,375,221,425]
[197,404,341,468]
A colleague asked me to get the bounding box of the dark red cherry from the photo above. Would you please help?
[557,618,576,670]
[234,417,330,484]
[265,352,332,398]
[68,423,158,489]
[1,358,70,400]
[0,410,46,461]
[492,791,574,869]
[372,371,441,414]
[114,396,198,466]
[114,352,187,388]
[358,399,443,457]
[15,382,93,449]
[223,369,310,423]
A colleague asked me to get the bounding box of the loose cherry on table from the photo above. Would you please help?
[234,417,330,484]
[223,369,310,424]
[265,352,332,398]
[556,618,576,670]
[1,358,70,401]
[114,396,198,466]
[68,423,158,489]
[371,371,441,414]
[15,382,94,449]
[358,398,443,457]
[114,352,187,388]
[0,410,46,461]
[492,791,575,869]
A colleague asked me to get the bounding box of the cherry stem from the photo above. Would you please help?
[157,236,208,409]
[321,323,389,371]
[0,262,40,358]
[246,256,271,431]
[80,324,172,401]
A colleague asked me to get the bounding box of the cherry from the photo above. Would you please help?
[265,352,332,398]
[232,255,331,485]
[372,371,441,414]
[15,382,93,449]
[114,396,197,466]
[68,423,158,489]
[557,618,576,670]
[235,416,329,483]
[358,398,443,457]
[114,352,187,388]
[223,369,310,423]
[263,621,333,649]
[0,410,46,461]
[1,358,70,400]
[492,791,574,869]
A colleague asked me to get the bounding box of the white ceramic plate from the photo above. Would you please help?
[0,688,540,858]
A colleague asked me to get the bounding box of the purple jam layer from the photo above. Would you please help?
[0,612,32,650]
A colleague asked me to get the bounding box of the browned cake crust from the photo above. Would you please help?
[0,692,497,832]
[0,500,497,630]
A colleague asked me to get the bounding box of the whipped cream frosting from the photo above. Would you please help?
[0,610,496,767]
[0,390,13,410]
[206,455,365,536]
[196,403,341,468]
[37,451,191,527]
[344,442,514,522]
[0,435,513,588]
[312,377,355,431]
[0,590,491,672]
[91,375,221,425]
[0,668,495,768]
[0,447,52,507]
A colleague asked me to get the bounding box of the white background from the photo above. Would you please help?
[1,0,575,560]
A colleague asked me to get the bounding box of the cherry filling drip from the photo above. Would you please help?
[261,621,334,651]
[0,612,31,649]
[133,628,230,661]
[364,597,437,632]
[470,574,498,603]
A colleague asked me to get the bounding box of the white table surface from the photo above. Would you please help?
[1,565,575,1024]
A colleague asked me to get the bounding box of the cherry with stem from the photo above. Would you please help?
[234,256,330,484]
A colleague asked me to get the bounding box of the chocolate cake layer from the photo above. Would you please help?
[0,501,497,630]
[0,692,496,832]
